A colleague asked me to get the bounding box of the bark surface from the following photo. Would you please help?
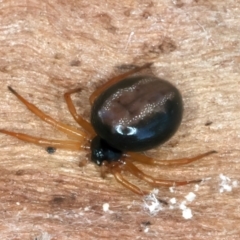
[0,0,239,239]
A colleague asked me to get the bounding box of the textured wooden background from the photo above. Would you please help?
[0,0,239,239]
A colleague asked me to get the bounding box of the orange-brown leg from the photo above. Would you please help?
[0,129,85,151]
[128,150,217,166]
[89,63,153,105]
[64,88,95,136]
[7,86,87,141]
[100,161,148,195]
[111,166,148,195]
[124,160,201,187]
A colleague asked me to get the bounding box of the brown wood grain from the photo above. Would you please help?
[0,0,239,239]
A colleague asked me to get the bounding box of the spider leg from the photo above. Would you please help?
[100,161,148,195]
[100,161,110,178]
[64,88,95,136]
[128,151,217,166]
[89,63,153,105]
[111,166,148,195]
[0,129,85,151]
[124,160,201,187]
[7,86,87,140]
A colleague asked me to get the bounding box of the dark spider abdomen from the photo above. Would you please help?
[91,75,183,152]
[91,136,123,166]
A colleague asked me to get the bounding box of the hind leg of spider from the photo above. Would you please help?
[101,161,148,195]
[7,86,87,141]
[124,160,201,187]
[112,167,149,195]
[89,62,153,105]
[128,150,217,166]
[0,129,86,151]
[64,88,95,136]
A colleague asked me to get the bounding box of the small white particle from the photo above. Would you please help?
[84,207,90,211]
[179,201,187,210]
[169,197,176,209]
[169,198,176,204]
[16,202,20,205]
[103,203,109,212]
[194,184,199,191]
[219,173,230,182]
[185,192,196,202]
[33,232,52,240]
[220,185,232,193]
[203,177,212,182]
[152,188,159,195]
[144,227,149,233]
[125,31,134,51]
[169,187,175,193]
[232,180,238,187]
[182,208,193,219]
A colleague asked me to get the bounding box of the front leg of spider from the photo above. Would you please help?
[0,87,90,151]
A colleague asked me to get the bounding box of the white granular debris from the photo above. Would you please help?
[144,227,149,233]
[169,198,177,204]
[203,177,212,182]
[33,232,52,240]
[182,208,193,219]
[185,192,196,202]
[169,187,175,193]
[219,173,230,182]
[169,198,177,210]
[219,173,237,193]
[143,192,163,215]
[84,206,90,211]
[152,188,159,195]
[179,201,187,210]
[194,184,199,191]
[103,203,110,212]
[179,201,194,219]
[232,180,238,187]
[220,184,232,193]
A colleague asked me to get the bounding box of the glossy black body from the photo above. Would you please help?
[91,75,183,152]
[91,136,123,166]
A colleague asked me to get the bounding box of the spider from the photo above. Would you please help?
[0,63,215,196]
